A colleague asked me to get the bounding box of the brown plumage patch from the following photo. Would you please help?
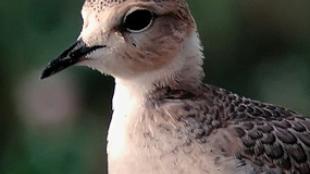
[148,84,310,174]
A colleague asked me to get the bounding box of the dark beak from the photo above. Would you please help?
[41,40,105,79]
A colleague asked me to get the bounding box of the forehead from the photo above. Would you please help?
[84,0,126,8]
[82,0,191,25]
[84,0,184,9]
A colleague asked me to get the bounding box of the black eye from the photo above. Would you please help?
[123,9,154,33]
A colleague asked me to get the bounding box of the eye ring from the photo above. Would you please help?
[123,8,155,33]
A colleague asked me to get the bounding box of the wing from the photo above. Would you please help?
[153,85,310,174]
[219,92,310,174]
[228,115,310,174]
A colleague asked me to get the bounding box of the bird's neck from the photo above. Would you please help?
[113,31,205,110]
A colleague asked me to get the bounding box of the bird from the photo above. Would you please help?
[41,0,310,174]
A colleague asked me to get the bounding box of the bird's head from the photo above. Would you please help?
[42,0,203,86]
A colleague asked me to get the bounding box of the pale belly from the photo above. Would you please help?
[107,116,254,174]
[108,140,216,174]
[106,98,257,174]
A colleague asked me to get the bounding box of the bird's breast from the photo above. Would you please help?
[106,107,234,174]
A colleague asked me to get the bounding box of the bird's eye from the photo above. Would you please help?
[123,9,154,33]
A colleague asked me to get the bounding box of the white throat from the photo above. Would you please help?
[112,31,204,113]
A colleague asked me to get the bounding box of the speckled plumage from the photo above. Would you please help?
[140,84,310,174]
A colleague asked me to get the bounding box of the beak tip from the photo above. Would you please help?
[40,74,47,80]
[40,67,52,80]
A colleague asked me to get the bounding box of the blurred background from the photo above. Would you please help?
[1,0,310,173]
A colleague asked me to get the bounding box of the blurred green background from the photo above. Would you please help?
[1,0,310,173]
